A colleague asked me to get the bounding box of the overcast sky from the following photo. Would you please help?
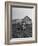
[12,7,32,20]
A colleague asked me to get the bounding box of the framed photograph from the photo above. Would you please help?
[5,1,37,44]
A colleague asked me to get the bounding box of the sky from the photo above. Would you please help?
[12,7,33,20]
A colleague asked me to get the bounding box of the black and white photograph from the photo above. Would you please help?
[11,7,32,38]
[5,2,37,44]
